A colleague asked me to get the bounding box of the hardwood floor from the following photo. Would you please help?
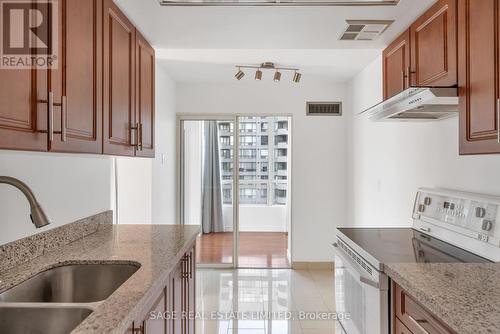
[196,232,290,268]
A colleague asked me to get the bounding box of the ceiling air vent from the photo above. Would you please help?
[340,20,394,41]
[307,102,342,116]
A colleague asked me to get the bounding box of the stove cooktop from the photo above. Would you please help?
[336,228,491,268]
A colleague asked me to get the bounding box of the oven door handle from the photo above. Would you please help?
[333,243,380,289]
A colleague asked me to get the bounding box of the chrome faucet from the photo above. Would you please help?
[0,176,51,228]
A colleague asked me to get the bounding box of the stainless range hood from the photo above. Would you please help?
[159,0,399,6]
[360,87,459,121]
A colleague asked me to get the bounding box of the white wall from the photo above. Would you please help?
[152,63,178,224]
[348,56,500,228]
[116,63,177,225]
[0,151,113,244]
[116,157,153,224]
[176,79,349,262]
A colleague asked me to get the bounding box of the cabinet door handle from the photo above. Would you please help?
[132,321,145,334]
[189,253,193,279]
[497,98,500,143]
[47,92,54,142]
[406,66,413,88]
[61,96,67,142]
[38,92,67,142]
[138,123,143,151]
[131,122,140,148]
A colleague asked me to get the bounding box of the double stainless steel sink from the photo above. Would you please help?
[0,263,139,334]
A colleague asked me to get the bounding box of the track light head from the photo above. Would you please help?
[255,69,263,81]
[292,71,302,83]
[273,70,281,82]
[235,68,245,80]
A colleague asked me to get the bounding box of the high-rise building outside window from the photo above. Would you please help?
[218,117,289,206]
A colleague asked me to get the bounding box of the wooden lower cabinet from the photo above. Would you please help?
[127,245,195,334]
[393,282,456,334]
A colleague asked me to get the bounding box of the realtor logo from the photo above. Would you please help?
[0,0,58,69]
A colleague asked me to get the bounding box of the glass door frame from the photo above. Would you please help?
[177,114,238,269]
[176,113,293,269]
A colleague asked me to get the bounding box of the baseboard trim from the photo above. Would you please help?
[292,261,334,270]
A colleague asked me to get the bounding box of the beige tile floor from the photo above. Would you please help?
[196,269,341,334]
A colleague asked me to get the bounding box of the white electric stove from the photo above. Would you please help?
[333,188,500,334]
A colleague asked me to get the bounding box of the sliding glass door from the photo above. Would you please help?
[237,116,292,268]
[180,118,235,267]
[179,115,292,268]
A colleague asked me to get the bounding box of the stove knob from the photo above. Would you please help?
[476,207,486,218]
[418,204,425,213]
[424,197,432,206]
[482,220,494,232]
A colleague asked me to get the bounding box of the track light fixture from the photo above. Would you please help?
[234,62,301,83]
[273,70,281,82]
[292,71,302,83]
[235,67,245,80]
[255,69,262,81]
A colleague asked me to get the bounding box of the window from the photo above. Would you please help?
[275,162,287,171]
[239,149,256,159]
[240,122,257,133]
[222,162,233,172]
[275,121,288,131]
[223,188,232,205]
[239,162,257,173]
[261,162,268,173]
[219,122,232,132]
[221,149,232,159]
[274,189,287,205]
[275,135,287,145]
[240,136,257,146]
[217,117,289,206]
[275,148,287,157]
[220,136,233,146]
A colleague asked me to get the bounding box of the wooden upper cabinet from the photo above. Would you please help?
[50,0,103,154]
[103,0,136,157]
[458,0,500,154]
[0,67,47,152]
[0,11,48,153]
[383,29,411,99]
[409,0,458,87]
[135,31,155,158]
[383,0,458,100]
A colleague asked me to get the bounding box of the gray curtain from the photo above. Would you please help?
[201,121,224,234]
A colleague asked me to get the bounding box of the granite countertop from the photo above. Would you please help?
[0,221,200,334]
[385,262,500,334]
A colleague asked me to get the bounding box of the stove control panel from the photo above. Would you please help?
[413,188,500,247]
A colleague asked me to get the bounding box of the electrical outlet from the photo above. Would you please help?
[478,234,489,243]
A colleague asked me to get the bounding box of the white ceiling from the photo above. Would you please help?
[115,0,435,82]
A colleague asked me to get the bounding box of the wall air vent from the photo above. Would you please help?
[307,102,342,116]
[159,0,400,6]
[340,20,394,41]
